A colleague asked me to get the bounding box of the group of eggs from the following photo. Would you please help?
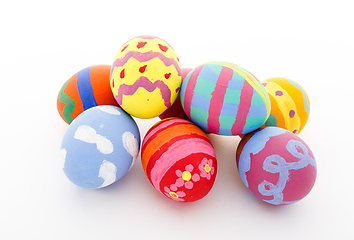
[58,35,317,205]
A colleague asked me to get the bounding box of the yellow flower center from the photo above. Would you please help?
[204,164,211,173]
[169,191,179,199]
[182,171,192,181]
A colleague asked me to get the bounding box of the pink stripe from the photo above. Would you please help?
[117,77,172,108]
[143,118,188,145]
[231,80,254,135]
[150,137,216,191]
[207,67,234,133]
[111,51,182,77]
[183,65,204,118]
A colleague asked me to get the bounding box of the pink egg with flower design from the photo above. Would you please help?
[141,118,217,202]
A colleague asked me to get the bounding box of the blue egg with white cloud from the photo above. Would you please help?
[60,105,140,189]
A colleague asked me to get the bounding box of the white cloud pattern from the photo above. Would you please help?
[122,131,139,169]
[98,160,117,188]
[74,125,113,154]
[99,106,121,115]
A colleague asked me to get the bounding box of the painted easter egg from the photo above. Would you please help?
[141,118,217,202]
[110,35,182,119]
[236,127,317,205]
[57,65,120,124]
[159,68,192,120]
[61,105,140,189]
[262,77,311,134]
[180,61,271,136]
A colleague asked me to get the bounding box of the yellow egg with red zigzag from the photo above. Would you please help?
[110,35,182,119]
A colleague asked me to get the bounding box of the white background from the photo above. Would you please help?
[1,0,353,239]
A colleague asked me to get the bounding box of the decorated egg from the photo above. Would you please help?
[262,77,311,134]
[57,65,120,124]
[110,35,182,119]
[141,118,217,202]
[61,105,140,189]
[159,68,192,120]
[180,61,271,136]
[236,127,317,205]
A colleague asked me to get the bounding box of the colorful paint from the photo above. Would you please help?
[61,105,140,189]
[236,127,317,205]
[180,61,271,135]
[141,118,217,202]
[262,77,310,134]
[159,68,192,120]
[57,65,120,124]
[110,35,182,119]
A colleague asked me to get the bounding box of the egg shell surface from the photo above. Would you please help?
[180,61,271,136]
[61,105,140,189]
[159,68,192,120]
[141,118,217,202]
[262,77,311,134]
[110,35,182,119]
[236,127,317,205]
[57,65,120,124]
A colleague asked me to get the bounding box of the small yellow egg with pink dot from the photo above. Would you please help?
[261,77,310,134]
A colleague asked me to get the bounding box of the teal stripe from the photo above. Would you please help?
[218,114,236,131]
[190,106,208,124]
[193,78,214,99]
[243,115,267,130]
[58,79,76,124]
[265,113,278,127]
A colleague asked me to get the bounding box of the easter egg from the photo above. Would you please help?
[60,105,140,189]
[110,35,182,119]
[57,65,120,124]
[141,118,217,202]
[236,127,317,205]
[180,61,271,136]
[159,68,192,120]
[262,77,311,134]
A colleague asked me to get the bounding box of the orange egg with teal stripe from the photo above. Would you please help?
[110,35,182,119]
[57,65,120,124]
[262,77,310,134]
[180,61,271,136]
[141,118,217,202]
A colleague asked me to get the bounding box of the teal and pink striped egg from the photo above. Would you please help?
[180,62,271,135]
